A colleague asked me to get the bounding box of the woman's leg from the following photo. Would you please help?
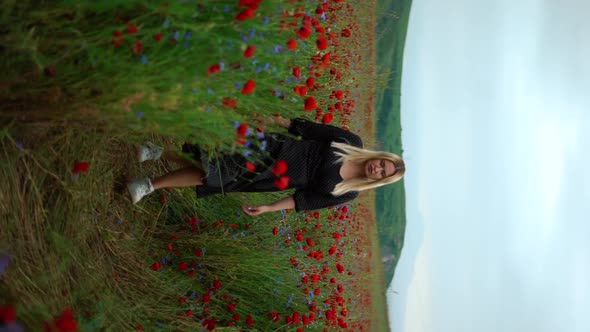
[152,166,205,190]
[162,150,201,168]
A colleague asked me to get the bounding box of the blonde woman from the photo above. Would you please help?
[127,116,405,215]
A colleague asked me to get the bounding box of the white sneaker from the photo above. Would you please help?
[127,178,155,204]
[138,141,163,163]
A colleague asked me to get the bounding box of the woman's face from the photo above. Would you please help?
[365,159,397,180]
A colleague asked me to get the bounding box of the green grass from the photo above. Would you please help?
[0,1,392,330]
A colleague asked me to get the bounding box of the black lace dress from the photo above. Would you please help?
[182,117,363,212]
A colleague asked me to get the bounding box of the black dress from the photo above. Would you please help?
[182,117,363,212]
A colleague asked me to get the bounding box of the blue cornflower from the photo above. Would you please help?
[224,4,230,12]
[135,111,144,118]
[256,132,265,140]
[261,140,267,150]
[273,45,282,53]
[235,82,242,89]
[256,66,263,73]
[249,28,256,38]
[162,19,170,29]
[264,16,270,24]
[140,54,148,64]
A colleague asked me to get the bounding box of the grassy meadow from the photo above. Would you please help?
[0,1,400,331]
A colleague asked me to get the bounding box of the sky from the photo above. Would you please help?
[388,0,590,331]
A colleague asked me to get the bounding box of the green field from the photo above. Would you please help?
[374,0,413,290]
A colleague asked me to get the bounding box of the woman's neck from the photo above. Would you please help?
[340,160,364,181]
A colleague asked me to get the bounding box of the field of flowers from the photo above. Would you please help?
[0,0,390,331]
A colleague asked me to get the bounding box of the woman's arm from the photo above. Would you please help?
[241,195,295,216]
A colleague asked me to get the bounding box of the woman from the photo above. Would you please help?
[127,116,405,215]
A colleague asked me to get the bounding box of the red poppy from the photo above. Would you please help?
[304,96,317,111]
[227,303,236,312]
[154,32,164,42]
[287,38,297,50]
[213,279,222,290]
[274,176,290,190]
[202,293,211,303]
[207,63,221,75]
[336,263,345,273]
[235,7,255,21]
[341,28,351,37]
[246,314,253,327]
[194,249,202,257]
[243,45,256,58]
[0,304,15,323]
[297,26,312,39]
[292,66,301,78]
[238,0,262,7]
[52,309,79,332]
[72,161,89,174]
[178,261,188,271]
[241,79,256,94]
[306,77,315,88]
[222,97,237,108]
[126,23,138,34]
[272,160,288,175]
[245,161,256,172]
[322,113,334,124]
[316,37,328,50]
[272,226,278,235]
[232,313,240,321]
[150,262,162,271]
[112,37,124,47]
[185,310,193,317]
[131,40,143,55]
[236,123,248,136]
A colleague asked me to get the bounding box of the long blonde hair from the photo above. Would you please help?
[330,141,405,196]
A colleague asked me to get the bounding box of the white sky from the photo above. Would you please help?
[388,0,590,331]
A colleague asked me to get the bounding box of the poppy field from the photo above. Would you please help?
[1,0,393,331]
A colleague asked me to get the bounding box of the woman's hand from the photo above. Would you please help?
[241,204,270,216]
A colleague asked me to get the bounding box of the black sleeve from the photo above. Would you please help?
[293,189,358,212]
[288,118,363,148]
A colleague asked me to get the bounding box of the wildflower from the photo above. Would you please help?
[272,160,288,176]
[274,176,290,190]
[304,96,318,111]
[222,97,237,108]
[0,304,16,323]
[126,23,138,34]
[287,38,297,50]
[292,66,301,78]
[154,32,163,42]
[241,79,256,94]
[235,7,256,21]
[316,36,328,50]
[245,161,256,172]
[322,113,334,124]
[150,262,162,271]
[236,123,249,136]
[178,261,188,271]
[246,314,253,327]
[297,26,312,39]
[72,161,89,174]
[207,63,221,75]
[244,45,256,58]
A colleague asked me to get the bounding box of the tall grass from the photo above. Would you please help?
[0,0,384,330]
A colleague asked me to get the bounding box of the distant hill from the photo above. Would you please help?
[374,0,413,289]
